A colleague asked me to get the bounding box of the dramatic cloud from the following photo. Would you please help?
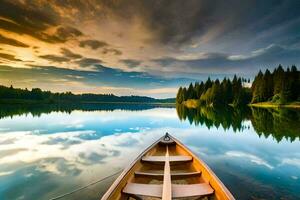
[39,55,70,63]
[75,58,103,67]
[0,53,22,62]
[0,34,29,48]
[79,40,108,50]
[55,26,83,42]
[60,48,82,59]
[0,0,299,97]
[120,59,141,68]
[151,44,300,78]
[102,48,122,55]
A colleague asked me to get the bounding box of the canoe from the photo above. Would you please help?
[101,133,235,200]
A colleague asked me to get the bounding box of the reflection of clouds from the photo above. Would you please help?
[189,146,210,157]
[37,158,81,176]
[0,138,16,145]
[0,148,27,159]
[281,158,300,168]
[226,151,274,169]
[0,170,14,177]
[78,150,120,165]
[291,176,298,180]
[0,130,98,171]
[60,119,84,129]
[129,127,151,131]
[0,128,10,132]
[0,128,161,178]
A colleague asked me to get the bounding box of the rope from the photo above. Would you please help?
[49,169,123,200]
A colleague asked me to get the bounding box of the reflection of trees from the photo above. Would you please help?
[250,107,300,142]
[176,104,300,142]
[0,103,173,119]
[176,104,251,132]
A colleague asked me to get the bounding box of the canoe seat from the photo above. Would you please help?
[142,155,192,163]
[135,171,201,178]
[123,183,214,198]
[173,183,214,198]
[122,183,162,198]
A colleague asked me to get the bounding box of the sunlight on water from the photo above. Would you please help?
[0,106,299,200]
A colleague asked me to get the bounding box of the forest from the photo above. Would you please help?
[0,85,174,104]
[176,65,299,107]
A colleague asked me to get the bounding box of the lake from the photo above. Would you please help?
[0,104,299,200]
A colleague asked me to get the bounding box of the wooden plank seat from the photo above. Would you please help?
[122,183,214,198]
[141,156,192,163]
[172,183,214,198]
[135,171,201,178]
[123,183,162,198]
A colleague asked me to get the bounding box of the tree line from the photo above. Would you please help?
[251,65,299,104]
[176,75,251,106]
[176,65,299,106]
[0,85,174,103]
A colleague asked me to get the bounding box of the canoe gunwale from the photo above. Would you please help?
[100,135,165,200]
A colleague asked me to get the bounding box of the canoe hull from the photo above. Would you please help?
[101,134,235,200]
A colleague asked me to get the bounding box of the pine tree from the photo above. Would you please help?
[263,69,273,101]
[204,77,212,91]
[182,87,187,101]
[176,87,183,103]
[187,83,195,99]
[251,70,264,103]
[290,65,299,100]
[280,72,292,104]
[273,65,284,96]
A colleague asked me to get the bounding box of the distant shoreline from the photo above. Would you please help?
[0,99,176,106]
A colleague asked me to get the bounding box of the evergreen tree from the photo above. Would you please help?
[204,77,212,91]
[280,72,292,103]
[251,70,264,103]
[210,79,223,106]
[290,65,299,100]
[273,65,284,96]
[176,87,183,104]
[182,87,187,101]
[263,69,273,101]
[187,83,195,99]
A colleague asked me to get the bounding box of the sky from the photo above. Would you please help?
[0,0,300,98]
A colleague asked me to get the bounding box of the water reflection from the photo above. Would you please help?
[176,104,300,142]
[0,103,173,119]
[0,105,299,199]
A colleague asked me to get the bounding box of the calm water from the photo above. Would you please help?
[0,104,299,200]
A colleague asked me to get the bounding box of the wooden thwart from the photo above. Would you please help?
[122,183,214,198]
[172,183,214,198]
[122,183,162,198]
[134,171,201,178]
[142,155,192,163]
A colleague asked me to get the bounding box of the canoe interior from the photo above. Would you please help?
[101,134,234,200]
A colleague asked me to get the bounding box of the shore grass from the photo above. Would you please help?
[249,102,300,109]
[182,99,300,109]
